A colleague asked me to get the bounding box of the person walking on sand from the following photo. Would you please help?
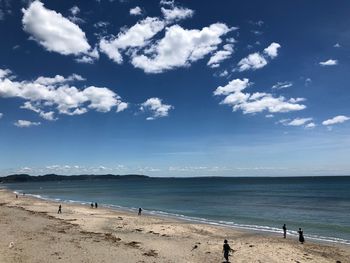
[138,207,142,216]
[95,202,98,209]
[283,224,287,238]
[298,228,305,244]
[223,239,233,263]
[57,204,62,214]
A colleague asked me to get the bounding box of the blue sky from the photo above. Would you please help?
[0,0,349,176]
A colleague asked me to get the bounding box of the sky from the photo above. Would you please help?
[0,0,350,177]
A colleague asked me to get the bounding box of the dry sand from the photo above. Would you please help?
[0,189,349,263]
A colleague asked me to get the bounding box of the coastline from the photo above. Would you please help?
[1,188,349,263]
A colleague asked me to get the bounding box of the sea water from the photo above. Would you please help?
[3,176,350,245]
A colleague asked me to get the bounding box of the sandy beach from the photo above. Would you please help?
[0,189,349,263]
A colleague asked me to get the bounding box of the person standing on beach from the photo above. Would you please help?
[283,224,287,238]
[95,202,98,209]
[138,207,142,216]
[57,204,62,214]
[223,239,233,262]
[298,228,305,244]
[91,203,94,208]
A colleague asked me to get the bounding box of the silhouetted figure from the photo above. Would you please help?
[282,224,287,238]
[223,239,233,263]
[138,207,142,216]
[15,194,18,199]
[57,204,62,214]
[95,202,98,209]
[91,203,94,208]
[298,228,304,244]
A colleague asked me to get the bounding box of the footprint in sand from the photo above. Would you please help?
[143,249,158,257]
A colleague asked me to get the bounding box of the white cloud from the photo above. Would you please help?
[237,52,267,71]
[263,42,281,58]
[99,17,165,64]
[214,78,306,114]
[131,23,232,73]
[272,81,293,90]
[116,102,128,112]
[0,112,3,119]
[319,59,338,66]
[322,115,350,126]
[161,6,194,22]
[34,73,85,85]
[22,1,96,62]
[214,78,250,96]
[69,6,80,16]
[129,6,142,16]
[237,42,281,72]
[333,43,341,48]
[14,119,41,128]
[305,122,316,129]
[285,117,313,126]
[0,68,127,119]
[160,0,174,7]
[140,97,173,120]
[0,68,11,78]
[207,44,234,68]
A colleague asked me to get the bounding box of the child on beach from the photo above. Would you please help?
[223,239,233,262]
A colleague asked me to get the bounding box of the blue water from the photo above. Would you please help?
[3,176,350,245]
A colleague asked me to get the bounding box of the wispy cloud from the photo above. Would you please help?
[319,59,338,66]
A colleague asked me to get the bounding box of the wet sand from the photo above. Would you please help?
[0,189,349,263]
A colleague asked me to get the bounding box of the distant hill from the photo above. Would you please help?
[0,174,149,183]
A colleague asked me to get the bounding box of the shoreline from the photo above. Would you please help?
[1,188,349,262]
[7,186,350,246]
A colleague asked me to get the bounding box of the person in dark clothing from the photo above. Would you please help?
[282,224,287,238]
[57,204,62,214]
[298,228,305,244]
[95,202,98,208]
[138,207,142,216]
[91,203,94,208]
[223,239,233,262]
[15,194,18,199]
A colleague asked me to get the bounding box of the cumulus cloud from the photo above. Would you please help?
[129,6,142,16]
[263,42,281,58]
[14,120,41,128]
[272,81,293,90]
[22,1,97,62]
[0,68,128,120]
[161,5,194,22]
[237,42,280,72]
[214,78,306,114]
[322,115,350,126]
[99,17,165,64]
[237,52,267,71]
[319,59,338,66]
[140,97,173,120]
[207,44,234,68]
[132,23,232,73]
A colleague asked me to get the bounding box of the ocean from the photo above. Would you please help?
[3,176,350,245]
